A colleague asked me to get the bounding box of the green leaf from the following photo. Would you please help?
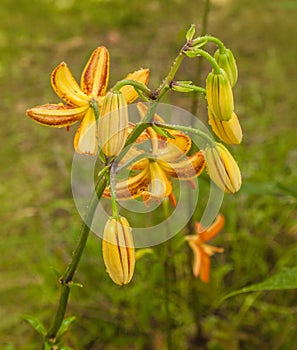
[22,315,46,336]
[184,49,202,58]
[186,24,195,41]
[219,267,297,304]
[190,37,208,49]
[68,281,83,288]
[171,84,194,93]
[151,123,175,139]
[57,316,76,337]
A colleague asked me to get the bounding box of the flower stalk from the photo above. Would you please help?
[26,23,242,348]
[44,167,109,347]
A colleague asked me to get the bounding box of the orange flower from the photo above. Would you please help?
[27,46,149,155]
[186,214,225,282]
[103,103,205,205]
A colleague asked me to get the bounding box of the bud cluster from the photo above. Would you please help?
[205,46,242,148]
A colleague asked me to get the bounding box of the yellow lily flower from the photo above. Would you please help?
[26,46,149,155]
[104,103,205,204]
[186,214,225,283]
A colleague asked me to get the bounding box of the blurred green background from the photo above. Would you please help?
[1,0,297,349]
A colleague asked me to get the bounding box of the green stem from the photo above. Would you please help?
[155,121,216,147]
[115,153,156,173]
[156,51,185,97]
[111,79,154,99]
[192,35,226,52]
[162,199,173,350]
[90,98,100,121]
[109,162,120,218]
[116,48,187,164]
[44,167,109,346]
[115,102,158,164]
[195,49,221,74]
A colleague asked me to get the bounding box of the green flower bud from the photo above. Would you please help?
[206,69,234,121]
[214,48,238,87]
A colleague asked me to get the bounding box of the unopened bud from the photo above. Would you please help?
[204,142,241,193]
[98,91,128,157]
[102,216,135,285]
[214,48,238,87]
[206,69,234,121]
[208,109,242,144]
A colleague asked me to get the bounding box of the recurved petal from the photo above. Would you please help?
[103,166,151,200]
[156,130,192,162]
[197,214,225,241]
[159,151,205,180]
[81,46,109,97]
[119,68,150,104]
[74,107,98,155]
[187,239,202,278]
[148,162,172,200]
[199,249,211,283]
[137,102,165,123]
[51,62,89,107]
[26,104,87,128]
[119,147,149,170]
[137,102,192,160]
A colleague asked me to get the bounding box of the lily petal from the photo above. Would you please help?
[148,162,172,200]
[159,151,205,180]
[81,46,109,98]
[74,107,98,155]
[26,104,87,128]
[137,103,192,161]
[156,130,192,162]
[51,62,89,107]
[188,240,202,278]
[103,167,151,200]
[119,147,149,170]
[137,102,164,122]
[119,68,149,104]
[196,214,225,241]
[199,249,211,283]
[208,109,242,144]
